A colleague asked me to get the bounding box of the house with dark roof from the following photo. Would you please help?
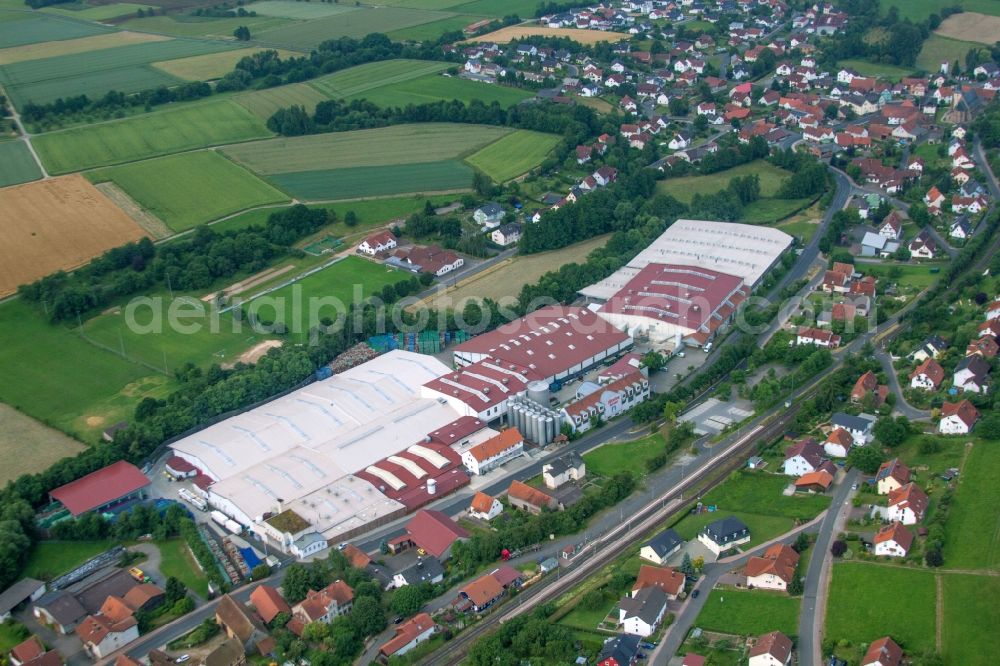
[953,354,991,393]
[473,202,505,228]
[32,592,86,635]
[698,516,750,555]
[887,483,929,525]
[392,557,445,589]
[618,586,667,637]
[597,634,641,666]
[783,438,826,477]
[215,594,267,654]
[405,510,470,560]
[204,637,246,666]
[0,578,45,622]
[639,529,684,565]
[542,451,586,489]
[831,412,875,446]
[749,631,793,666]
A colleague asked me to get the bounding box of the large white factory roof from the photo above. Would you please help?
[580,220,793,301]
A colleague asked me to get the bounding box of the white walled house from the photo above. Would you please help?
[617,587,667,637]
[698,516,750,555]
[460,428,524,475]
[782,439,825,477]
[468,492,503,521]
[886,483,929,525]
[749,631,793,666]
[873,522,913,558]
[358,231,397,256]
[938,399,980,434]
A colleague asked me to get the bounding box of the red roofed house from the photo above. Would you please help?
[682,656,706,666]
[824,427,854,458]
[9,636,61,666]
[405,510,469,560]
[938,399,980,434]
[795,469,834,493]
[291,580,354,624]
[249,585,290,625]
[924,185,944,213]
[851,370,888,405]
[379,612,437,659]
[796,326,840,348]
[468,491,503,521]
[873,522,913,558]
[49,461,150,517]
[862,636,903,666]
[909,358,944,390]
[875,458,911,495]
[76,613,138,659]
[745,544,799,591]
[456,572,505,613]
[342,543,371,570]
[783,438,825,477]
[887,483,929,525]
[357,231,397,256]
[507,480,559,515]
[631,565,685,599]
[460,428,524,475]
[749,630,793,666]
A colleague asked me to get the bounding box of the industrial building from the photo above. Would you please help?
[49,461,150,518]
[560,371,651,433]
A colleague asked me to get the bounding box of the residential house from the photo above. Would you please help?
[953,354,991,393]
[618,587,667,637]
[831,412,875,446]
[795,469,834,493]
[908,230,937,259]
[597,634,641,666]
[639,529,684,565]
[9,636,61,666]
[461,428,524,475]
[473,202,506,228]
[76,614,138,660]
[749,631,793,666]
[887,483,929,525]
[491,223,522,247]
[745,544,799,592]
[507,480,560,514]
[215,595,267,655]
[862,636,903,666]
[392,557,445,589]
[851,370,888,405]
[873,522,913,558]
[825,427,855,458]
[875,458,911,495]
[909,358,945,390]
[878,211,904,240]
[938,399,980,434]
[469,491,503,521]
[783,438,826,477]
[249,585,289,626]
[456,572,505,613]
[379,613,436,659]
[357,231,397,256]
[968,334,1000,358]
[631,565,684,600]
[0,578,45,623]
[393,245,464,277]
[951,216,973,240]
[542,451,586,489]
[594,166,618,186]
[698,516,750,555]
[909,335,948,362]
[796,326,840,347]
[924,186,945,213]
[292,581,354,624]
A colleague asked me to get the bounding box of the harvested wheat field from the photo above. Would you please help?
[471,26,629,45]
[935,12,1000,44]
[0,175,148,296]
[0,31,170,66]
[0,403,84,483]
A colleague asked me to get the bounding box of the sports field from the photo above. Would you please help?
[345,73,533,109]
[310,59,451,99]
[243,0,358,19]
[917,34,986,72]
[236,82,329,121]
[0,403,84,484]
[0,38,236,106]
[268,161,474,200]
[826,562,936,652]
[0,11,112,49]
[34,99,272,173]
[0,175,147,297]
[118,14,294,39]
[943,440,1000,568]
[245,256,410,340]
[0,31,168,66]
[223,123,509,174]
[656,160,791,203]
[88,152,289,232]
[471,25,629,44]
[256,7,455,49]
[0,140,43,188]
[466,130,560,182]
[153,47,301,81]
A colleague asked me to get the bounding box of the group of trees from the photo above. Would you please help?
[21,81,213,128]
[689,173,761,221]
[19,205,330,322]
[466,605,576,666]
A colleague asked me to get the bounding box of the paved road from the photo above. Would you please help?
[874,348,930,420]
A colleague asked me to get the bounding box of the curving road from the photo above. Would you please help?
[874,348,931,421]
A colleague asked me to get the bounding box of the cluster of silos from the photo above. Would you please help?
[507,382,562,446]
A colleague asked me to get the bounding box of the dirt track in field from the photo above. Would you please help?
[471,26,630,45]
[935,13,1000,45]
[0,175,148,296]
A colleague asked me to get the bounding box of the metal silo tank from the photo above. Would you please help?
[527,380,550,406]
[544,416,554,445]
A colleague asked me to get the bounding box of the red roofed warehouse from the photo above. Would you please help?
[50,461,150,517]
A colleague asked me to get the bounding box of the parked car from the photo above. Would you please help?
[691,589,700,598]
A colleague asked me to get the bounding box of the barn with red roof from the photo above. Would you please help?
[49,461,150,517]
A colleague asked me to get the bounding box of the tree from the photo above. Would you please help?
[978,413,1000,440]
[344,211,358,227]
[282,564,311,603]
[641,351,666,372]
[390,584,426,616]
[693,114,709,132]
[679,552,694,576]
[692,555,704,571]
[350,596,386,636]
[663,400,684,423]
[831,540,847,557]
[165,576,186,604]
[793,532,810,553]
[233,25,251,40]
[874,416,910,448]
[847,445,884,474]
[251,563,271,580]
[787,575,804,596]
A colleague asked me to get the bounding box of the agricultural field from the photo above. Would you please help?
[345,73,533,109]
[884,0,1000,21]
[245,256,411,341]
[0,11,112,49]
[267,161,474,200]
[917,34,986,72]
[245,1,359,19]
[825,562,936,652]
[0,403,84,484]
[695,588,800,637]
[0,299,174,438]
[656,160,791,203]
[466,130,560,182]
[941,574,1000,665]
[457,0,545,17]
[423,234,609,307]
[582,433,667,478]
[0,175,147,297]
[471,25,629,44]
[43,2,154,20]
[935,11,1000,44]
[0,140,42,188]
[255,7,456,49]
[377,0,471,9]
[0,38,236,106]
[236,81,329,121]
[0,31,168,66]
[118,14,294,39]
[153,47,301,81]
[87,151,289,233]
[942,440,1000,568]
[387,14,483,41]
[311,59,451,99]
[33,99,271,173]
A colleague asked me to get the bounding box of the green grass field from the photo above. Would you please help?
[838,58,915,81]
[0,10,112,48]
[457,0,542,17]
[23,540,114,581]
[943,440,1000,568]
[884,0,1000,21]
[862,263,941,289]
[387,14,483,41]
[0,299,173,438]
[343,73,533,109]
[43,3,154,20]
[699,471,831,521]
[223,123,509,174]
[246,256,410,340]
[256,7,455,49]
[243,0,359,19]
[236,82,329,121]
[0,622,30,654]
[311,59,451,99]
[34,100,271,174]
[916,34,986,73]
[378,0,471,9]
[582,433,667,478]
[465,130,560,182]
[893,434,966,479]
[0,38,236,106]
[695,588,800,637]
[826,562,936,652]
[671,510,794,549]
[153,47,301,81]
[656,160,791,203]
[156,539,210,597]
[0,140,42,187]
[942,574,1000,664]
[118,14,293,39]
[739,198,810,224]
[88,151,289,232]
[267,160,474,200]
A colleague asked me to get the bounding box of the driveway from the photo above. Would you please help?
[874,349,931,420]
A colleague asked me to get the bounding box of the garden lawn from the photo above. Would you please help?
[739,198,809,224]
[0,141,42,187]
[255,7,454,49]
[700,470,831,521]
[837,59,915,81]
[156,539,209,597]
[917,34,986,73]
[465,130,560,182]
[656,160,791,203]
[343,73,533,109]
[24,540,114,581]
[88,151,289,232]
[266,161,474,200]
[695,588,800,637]
[942,439,1000,568]
[582,433,666,478]
[776,218,820,243]
[671,510,794,548]
[941,574,1000,665]
[34,100,271,173]
[825,562,936,651]
[892,434,966,478]
[311,59,451,99]
[862,263,941,289]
